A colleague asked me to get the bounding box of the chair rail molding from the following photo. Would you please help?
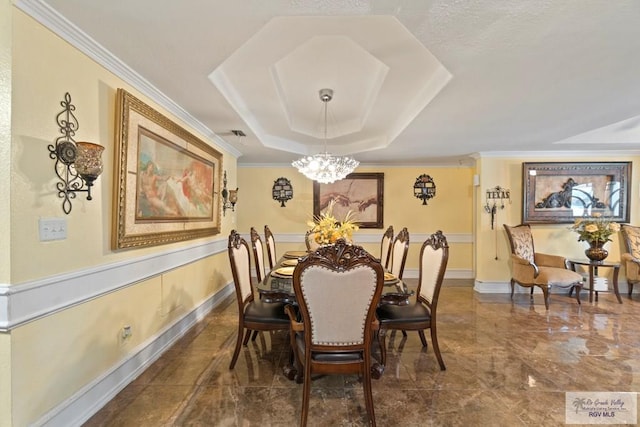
[0,237,228,330]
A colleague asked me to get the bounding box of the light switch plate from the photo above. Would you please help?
[39,217,67,241]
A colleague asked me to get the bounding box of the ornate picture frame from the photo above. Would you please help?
[522,161,631,224]
[313,172,384,229]
[112,89,222,249]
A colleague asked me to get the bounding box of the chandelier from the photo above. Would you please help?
[292,89,359,184]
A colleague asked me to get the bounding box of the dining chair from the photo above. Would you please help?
[621,224,640,298]
[304,229,320,251]
[250,227,267,282]
[377,230,449,370]
[285,239,384,426]
[503,223,583,309]
[227,230,289,370]
[389,227,409,280]
[380,225,394,270]
[264,225,277,270]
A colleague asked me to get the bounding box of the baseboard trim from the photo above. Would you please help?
[474,280,631,295]
[37,283,234,427]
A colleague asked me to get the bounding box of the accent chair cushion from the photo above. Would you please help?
[534,266,583,287]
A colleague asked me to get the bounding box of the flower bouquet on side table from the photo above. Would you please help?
[569,213,620,262]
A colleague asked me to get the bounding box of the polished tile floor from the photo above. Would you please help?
[84,281,640,426]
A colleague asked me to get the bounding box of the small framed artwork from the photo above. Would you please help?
[313,172,384,229]
[112,88,223,249]
[522,161,631,224]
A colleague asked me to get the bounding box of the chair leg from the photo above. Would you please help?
[251,330,259,341]
[378,329,387,366]
[629,281,634,298]
[300,360,312,427]
[229,324,244,370]
[430,325,446,371]
[418,330,428,347]
[541,286,550,310]
[243,329,252,345]
[510,279,515,299]
[401,330,407,337]
[362,355,377,426]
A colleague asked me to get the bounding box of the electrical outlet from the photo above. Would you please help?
[39,218,67,241]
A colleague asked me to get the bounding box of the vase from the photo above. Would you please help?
[585,241,608,263]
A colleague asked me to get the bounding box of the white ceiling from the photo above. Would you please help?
[20,0,640,166]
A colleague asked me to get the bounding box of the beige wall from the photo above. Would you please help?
[4,8,236,426]
[237,165,475,273]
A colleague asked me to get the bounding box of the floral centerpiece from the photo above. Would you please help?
[569,213,620,261]
[307,199,359,245]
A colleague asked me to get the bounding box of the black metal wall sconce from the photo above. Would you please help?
[221,170,238,216]
[272,177,293,207]
[484,185,511,229]
[48,92,104,214]
[413,174,436,205]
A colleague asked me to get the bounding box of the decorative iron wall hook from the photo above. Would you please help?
[48,92,104,214]
[484,185,511,230]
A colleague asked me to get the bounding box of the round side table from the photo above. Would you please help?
[568,259,622,304]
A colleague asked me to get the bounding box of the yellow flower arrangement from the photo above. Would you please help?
[307,199,360,245]
[569,213,620,244]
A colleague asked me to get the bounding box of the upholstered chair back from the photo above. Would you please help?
[264,225,277,270]
[622,225,640,259]
[417,231,449,305]
[250,227,266,282]
[380,225,394,270]
[305,230,320,251]
[293,240,384,347]
[390,227,409,279]
[504,224,535,264]
[228,230,253,303]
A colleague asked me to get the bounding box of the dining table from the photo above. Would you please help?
[256,250,412,306]
[255,249,413,381]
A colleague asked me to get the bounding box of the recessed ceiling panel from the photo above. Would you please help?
[209,15,451,156]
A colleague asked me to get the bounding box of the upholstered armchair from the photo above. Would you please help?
[503,224,583,309]
[621,224,640,298]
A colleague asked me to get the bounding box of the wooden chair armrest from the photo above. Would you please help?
[284,304,304,332]
[622,253,640,265]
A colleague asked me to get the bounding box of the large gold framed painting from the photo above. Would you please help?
[112,89,222,249]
